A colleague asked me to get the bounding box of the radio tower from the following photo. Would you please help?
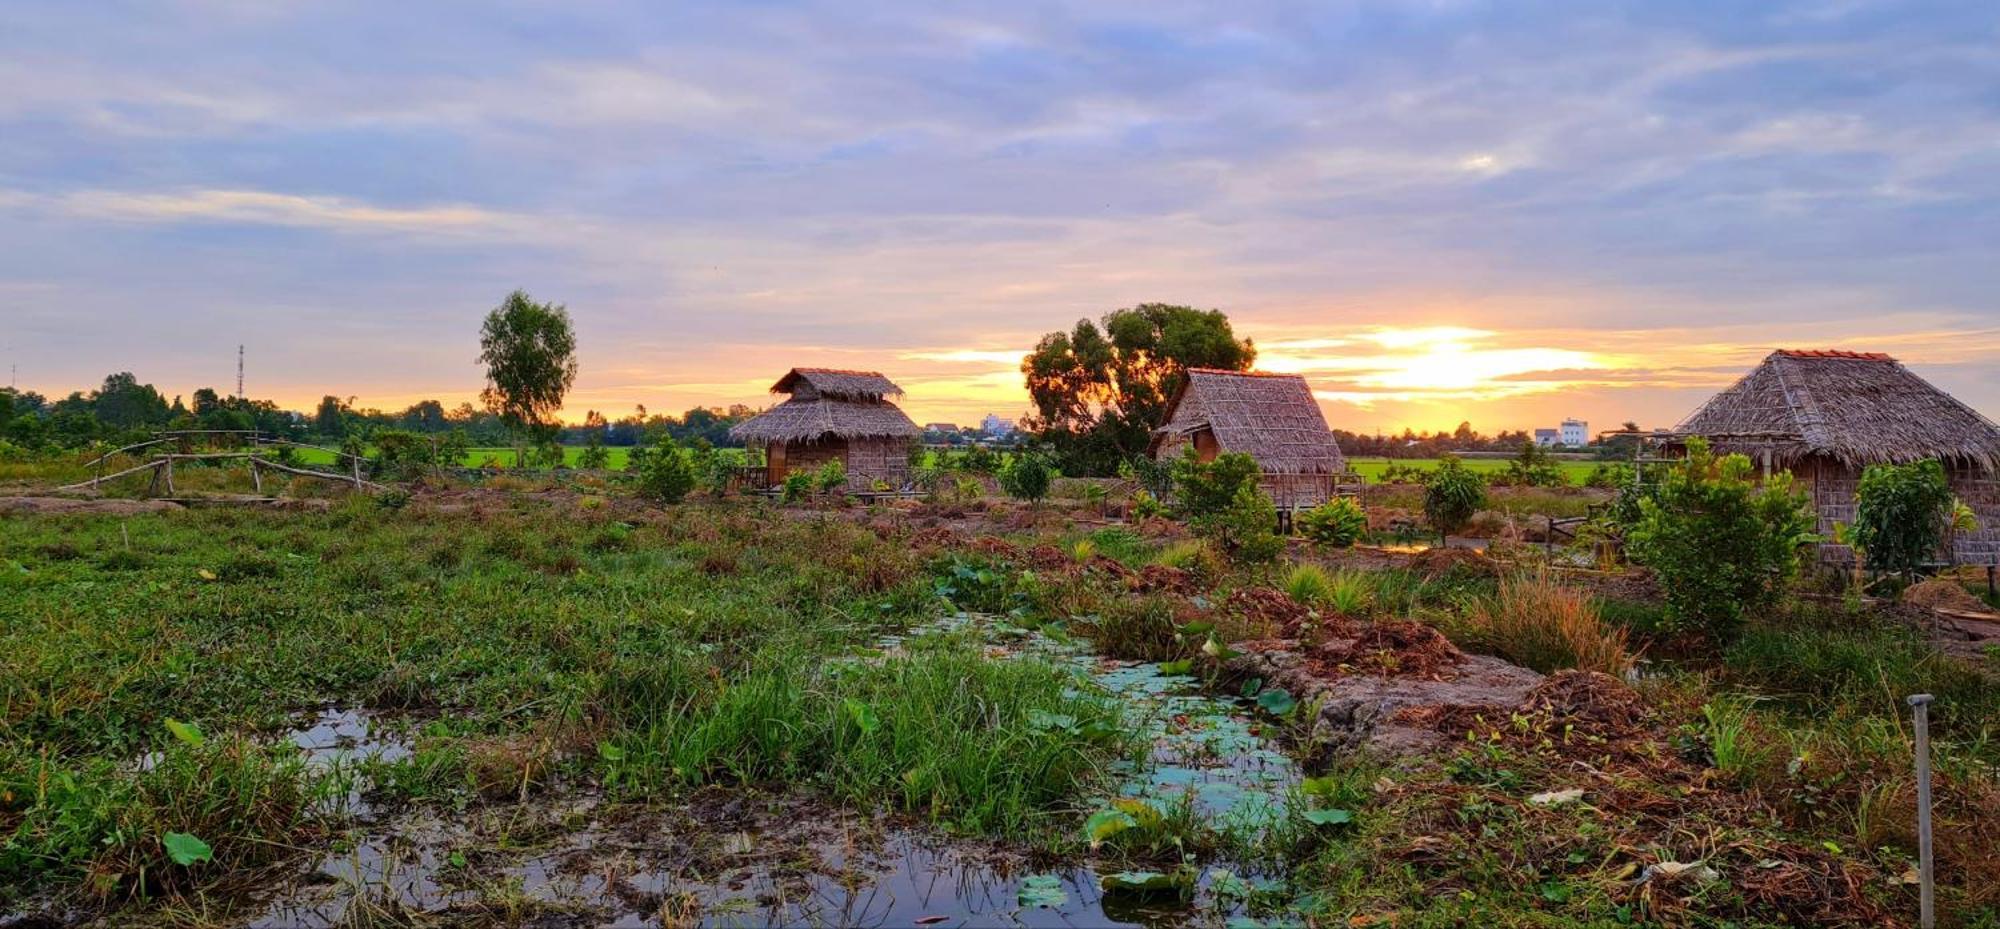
[236,344,245,399]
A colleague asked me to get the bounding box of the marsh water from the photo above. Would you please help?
[246,615,1307,928]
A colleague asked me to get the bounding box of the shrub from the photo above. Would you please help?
[1170,448,1261,521]
[637,438,696,504]
[1297,498,1367,547]
[1211,483,1283,564]
[1422,455,1487,540]
[782,471,813,503]
[1379,461,1432,484]
[1469,571,1633,676]
[1117,454,1175,498]
[577,434,611,470]
[815,458,849,494]
[1625,438,1816,641]
[1494,440,1567,487]
[999,454,1053,503]
[1851,459,1955,580]
[1584,461,1633,490]
[1131,490,1166,520]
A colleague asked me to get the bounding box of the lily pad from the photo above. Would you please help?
[163,831,212,866]
[1255,688,1298,716]
[1018,874,1068,908]
[1084,809,1139,848]
[1301,808,1354,827]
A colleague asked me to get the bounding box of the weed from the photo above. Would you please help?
[1467,571,1633,676]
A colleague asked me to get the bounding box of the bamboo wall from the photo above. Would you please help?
[1800,457,2000,566]
[767,436,913,490]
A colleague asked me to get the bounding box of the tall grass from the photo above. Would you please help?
[1282,564,1373,616]
[1467,571,1633,676]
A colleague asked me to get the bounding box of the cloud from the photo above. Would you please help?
[49,188,521,236]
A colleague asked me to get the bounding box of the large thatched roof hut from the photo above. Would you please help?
[730,368,920,491]
[1676,349,2000,565]
[1148,368,1349,507]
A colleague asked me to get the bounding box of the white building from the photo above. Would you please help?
[1534,428,1559,447]
[980,413,1015,436]
[1560,418,1588,447]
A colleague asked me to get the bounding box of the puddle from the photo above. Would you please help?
[245,622,1308,928]
[284,706,415,818]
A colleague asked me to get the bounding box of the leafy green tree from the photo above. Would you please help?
[1626,438,1816,641]
[1022,304,1254,475]
[314,396,349,439]
[1422,455,1487,541]
[1213,483,1284,563]
[1851,459,1956,580]
[478,290,579,467]
[91,372,170,429]
[638,437,695,503]
[999,453,1053,503]
[1169,449,1262,521]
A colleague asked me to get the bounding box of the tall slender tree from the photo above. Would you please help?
[477,290,579,467]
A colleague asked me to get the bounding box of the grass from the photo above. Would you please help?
[1347,457,1600,485]
[1465,571,1634,676]
[0,500,1132,906]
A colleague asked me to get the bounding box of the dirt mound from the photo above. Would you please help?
[1223,587,1314,637]
[1310,622,1464,680]
[1128,564,1196,595]
[1407,546,1495,578]
[1903,578,1993,615]
[0,496,184,515]
[1521,670,1651,739]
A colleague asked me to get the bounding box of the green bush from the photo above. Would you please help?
[638,437,696,503]
[1212,482,1283,564]
[1170,448,1261,521]
[1851,459,1954,579]
[1625,438,1816,641]
[782,471,813,503]
[1494,440,1567,487]
[578,434,611,470]
[999,453,1053,502]
[1584,461,1633,490]
[1422,455,1487,540]
[1297,498,1367,547]
[815,458,848,494]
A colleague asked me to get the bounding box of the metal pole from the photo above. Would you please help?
[1908,693,1935,929]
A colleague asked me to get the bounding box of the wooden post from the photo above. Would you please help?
[250,457,264,494]
[163,457,175,496]
[351,455,362,490]
[1908,694,1936,929]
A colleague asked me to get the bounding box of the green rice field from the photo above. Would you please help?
[1344,456,1602,484]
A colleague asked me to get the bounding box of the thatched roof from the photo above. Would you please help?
[770,368,902,401]
[1676,349,2000,471]
[731,368,919,445]
[1150,368,1347,474]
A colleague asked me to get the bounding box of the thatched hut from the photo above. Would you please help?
[1675,349,2000,565]
[729,368,920,491]
[1148,368,1349,507]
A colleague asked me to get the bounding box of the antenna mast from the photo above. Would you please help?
[236,345,245,398]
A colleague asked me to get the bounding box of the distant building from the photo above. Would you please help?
[1560,418,1588,447]
[922,422,960,434]
[1534,428,1560,447]
[979,414,1015,436]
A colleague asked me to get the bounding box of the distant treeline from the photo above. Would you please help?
[0,372,758,451]
[1333,422,1640,460]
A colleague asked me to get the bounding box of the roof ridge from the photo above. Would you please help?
[1773,349,1896,361]
[1185,367,1301,378]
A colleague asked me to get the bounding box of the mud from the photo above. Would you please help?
[1227,635,1543,759]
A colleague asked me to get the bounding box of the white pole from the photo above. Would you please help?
[1908,693,1935,929]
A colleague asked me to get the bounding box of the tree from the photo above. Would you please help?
[1022,303,1254,475]
[1169,449,1262,522]
[1851,459,1956,581]
[999,453,1053,503]
[314,396,349,438]
[1625,438,1816,641]
[1423,455,1487,541]
[91,372,170,429]
[478,290,578,467]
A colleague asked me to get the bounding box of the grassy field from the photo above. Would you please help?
[2,475,1995,926]
[290,444,643,469]
[1346,456,1603,484]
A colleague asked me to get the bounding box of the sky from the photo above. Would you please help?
[3,0,1999,435]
